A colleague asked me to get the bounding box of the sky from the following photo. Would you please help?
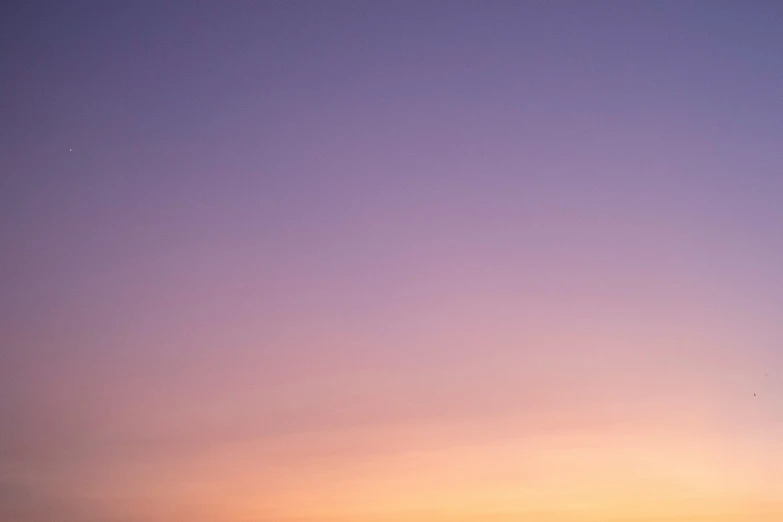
[2,1,783,521]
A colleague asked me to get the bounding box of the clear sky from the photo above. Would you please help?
[2,1,783,521]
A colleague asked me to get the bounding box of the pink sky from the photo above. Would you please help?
[2,2,783,521]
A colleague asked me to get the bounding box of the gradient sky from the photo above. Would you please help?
[3,1,783,521]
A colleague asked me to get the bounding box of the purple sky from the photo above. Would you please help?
[3,2,783,521]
